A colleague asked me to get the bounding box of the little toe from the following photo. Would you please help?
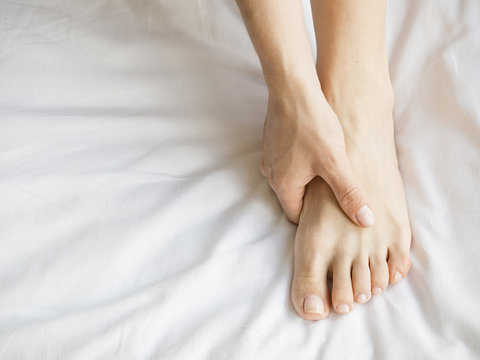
[369,254,389,295]
[352,258,371,304]
[387,247,411,285]
[331,259,355,314]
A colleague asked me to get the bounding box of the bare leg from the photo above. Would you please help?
[235,0,375,227]
[291,0,412,319]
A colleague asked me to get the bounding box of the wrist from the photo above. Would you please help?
[264,64,321,99]
[266,73,331,127]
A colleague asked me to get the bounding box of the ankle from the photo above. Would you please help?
[316,69,397,152]
[319,71,395,114]
[317,57,394,102]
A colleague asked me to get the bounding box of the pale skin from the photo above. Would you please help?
[235,0,375,228]
[236,0,412,319]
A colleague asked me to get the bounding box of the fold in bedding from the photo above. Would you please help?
[0,0,479,359]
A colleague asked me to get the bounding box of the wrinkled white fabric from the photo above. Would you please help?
[0,1,479,359]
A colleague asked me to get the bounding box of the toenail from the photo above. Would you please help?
[356,293,368,303]
[393,271,403,284]
[372,287,383,295]
[355,205,375,227]
[304,295,325,314]
[336,304,350,313]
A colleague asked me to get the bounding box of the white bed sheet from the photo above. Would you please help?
[1,0,479,359]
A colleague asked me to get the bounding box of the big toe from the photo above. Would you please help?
[291,232,331,320]
[291,274,330,320]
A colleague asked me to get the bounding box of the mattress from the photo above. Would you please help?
[1,0,479,358]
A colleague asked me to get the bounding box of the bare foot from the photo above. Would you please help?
[290,85,412,320]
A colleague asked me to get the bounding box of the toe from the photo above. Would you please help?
[369,253,389,295]
[291,274,330,320]
[387,247,411,285]
[351,257,371,304]
[291,203,332,321]
[331,258,355,314]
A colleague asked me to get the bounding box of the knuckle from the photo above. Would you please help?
[318,149,340,174]
[259,164,266,177]
[268,174,281,192]
[339,186,363,208]
[316,151,348,185]
[269,172,288,193]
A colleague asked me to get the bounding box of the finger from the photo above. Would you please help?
[277,186,305,224]
[269,177,305,224]
[320,153,375,228]
[260,152,267,177]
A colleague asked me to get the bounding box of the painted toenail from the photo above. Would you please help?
[356,293,368,303]
[355,205,375,227]
[304,295,325,314]
[336,304,350,313]
[372,287,383,295]
[393,271,403,284]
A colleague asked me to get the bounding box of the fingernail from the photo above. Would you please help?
[304,295,325,314]
[356,205,375,227]
[335,304,350,313]
[356,293,368,303]
[372,287,383,295]
[393,271,403,284]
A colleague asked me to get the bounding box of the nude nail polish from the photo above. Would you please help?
[304,295,325,314]
[356,293,368,303]
[336,304,350,313]
[356,205,375,227]
[393,271,403,284]
[372,287,383,295]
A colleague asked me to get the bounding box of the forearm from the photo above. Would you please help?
[236,0,319,94]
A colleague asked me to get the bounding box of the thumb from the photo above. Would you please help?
[320,154,375,228]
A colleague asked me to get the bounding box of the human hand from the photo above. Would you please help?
[261,82,375,227]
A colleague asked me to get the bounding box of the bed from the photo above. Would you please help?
[1,0,479,358]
